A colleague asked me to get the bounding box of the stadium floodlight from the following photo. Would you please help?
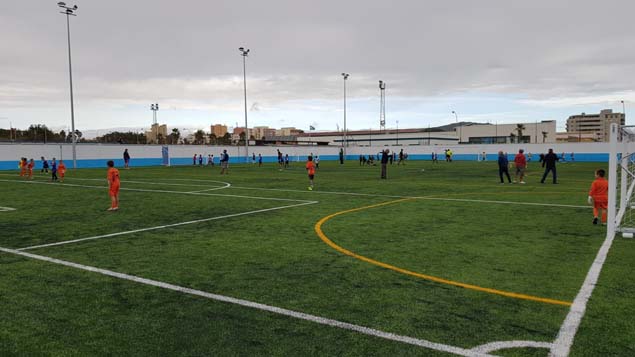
[379,80,386,132]
[150,103,159,125]
[341,73,350,156]
[239,47,250,163]
[58,2,78,168]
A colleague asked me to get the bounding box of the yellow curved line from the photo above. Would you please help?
[314,199,572,307]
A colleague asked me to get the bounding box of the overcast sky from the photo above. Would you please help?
[1,0,634,134]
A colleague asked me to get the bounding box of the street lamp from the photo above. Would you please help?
[239,47,250,164]
[396,120,399,145]
[452,110,460,143]
[341,73,349,155]
[58,2,78,169]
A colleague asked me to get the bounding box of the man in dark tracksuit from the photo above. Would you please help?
[541,148,559,184]
[498,151,512,184]
[380,149,389,179]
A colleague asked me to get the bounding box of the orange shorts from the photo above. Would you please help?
[109,184,120,196]
[593,199,607,209]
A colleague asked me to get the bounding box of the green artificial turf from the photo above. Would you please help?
[0,159,633,356]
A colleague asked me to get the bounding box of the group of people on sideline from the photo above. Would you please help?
[497,148,560,184]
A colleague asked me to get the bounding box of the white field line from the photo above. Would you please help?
[549,230,617,357]
[18,200,318,251]
[0,246,493,357]
[0,179,314,204]
[187,187,231,193]
[0,206,16,212]
[471,340,553,354]
[0,174,231,189]
[231,186,589,209]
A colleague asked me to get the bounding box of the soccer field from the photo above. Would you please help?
[0,160,633,356]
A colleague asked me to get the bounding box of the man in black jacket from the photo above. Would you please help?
[380,149,389,179]
[540,148,559,184]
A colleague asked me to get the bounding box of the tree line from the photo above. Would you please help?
[0,125,236,145]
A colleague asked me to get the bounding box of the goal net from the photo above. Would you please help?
[608,123,635,238]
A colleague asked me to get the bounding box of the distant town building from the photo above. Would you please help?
[252,126,276,140]
[566,109,624,142]
[210,124,228,138]
[276,127,301,136]
[145,123,168,144]
[459,121,557,144]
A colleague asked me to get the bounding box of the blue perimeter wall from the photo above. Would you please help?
[0,153,610,171]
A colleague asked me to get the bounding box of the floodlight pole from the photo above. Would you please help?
[622,100,626,124]
[58,2,78,168]
[239,47,250,164]
[452,111,460,144]
[341,73,349,156]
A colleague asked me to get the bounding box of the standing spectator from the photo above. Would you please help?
[588,169,608,225]
[315,155,320,169]
[123,149,131,169]
[482,151,487,161]
[198,154,203,166]
[398,149,405,165]
[541,149,559,184]
[210,154,215,166]
[380,149,389,179]
[192,154,197,165]
[284,153,290,168]
[220,149,229,175]
[41,156,49,173]
[339,148,344,164]
[432,152,439,163]
[498,151,512,184]
[207,154,213,166]
[570,152,575,162]
[514,149,527,184]
[252,153,256,164]
[258,154,263,167]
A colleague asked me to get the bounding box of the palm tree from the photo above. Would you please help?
[509,132,516,144]
[542,131,548,143]
[194,130,206,145]
[208,133,217,145]
[170,128,181,144]
[515,124,526,143]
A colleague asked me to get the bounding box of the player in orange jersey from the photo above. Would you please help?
[58,160,66,182]
[305,155,315,191]
[106,160,120,211]
[27,159,35,180]
[588,169,608,225]
[19,158,27,177]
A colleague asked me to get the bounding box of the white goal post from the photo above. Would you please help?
[607,123,635,238]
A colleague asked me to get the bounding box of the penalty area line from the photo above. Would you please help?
[17,201,318,251]
[0,246,493,357]
[0,206,16,212]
